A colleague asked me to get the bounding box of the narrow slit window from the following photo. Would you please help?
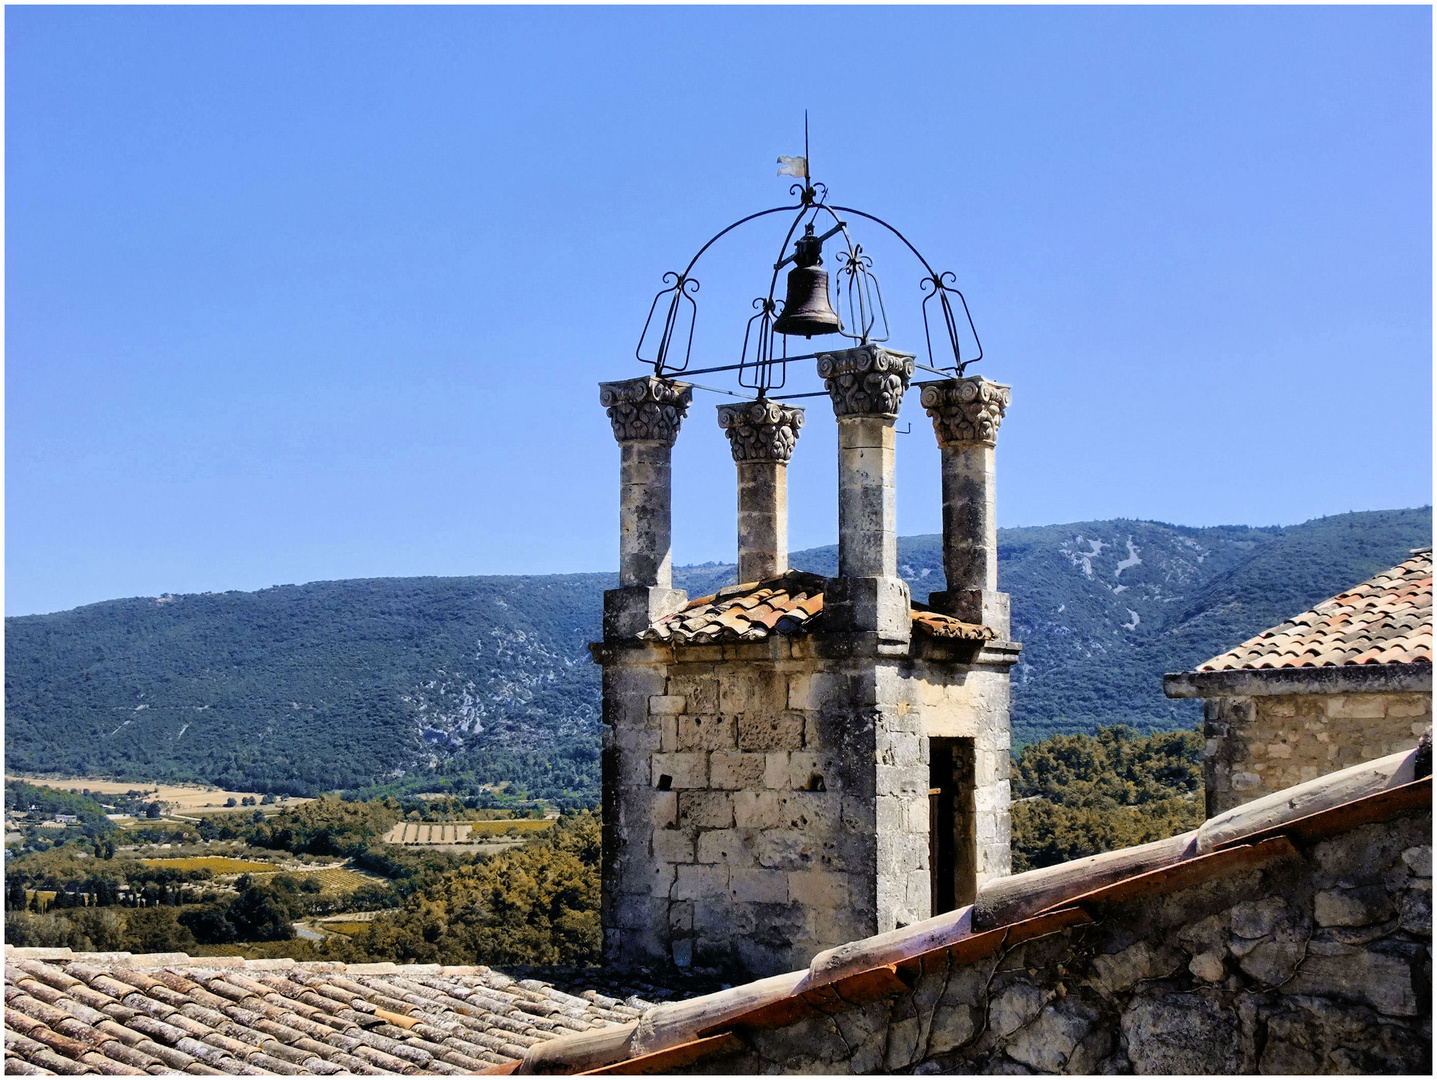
[929,736,977,915]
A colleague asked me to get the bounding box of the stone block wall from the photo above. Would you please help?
[599,635,1013,978]
[1205,690,1431,816]
[673,805,1433,1074]
[915,655,1013,883]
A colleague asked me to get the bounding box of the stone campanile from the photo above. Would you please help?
[593,356,1018,979]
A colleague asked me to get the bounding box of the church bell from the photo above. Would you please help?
[772,225,842,338]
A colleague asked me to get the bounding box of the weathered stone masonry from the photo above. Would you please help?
[1203,689,1429,816]
[593,628,1018,979]
[595,358,1019,980]
[1168,665,1432,817]
[650,800,1434,1075]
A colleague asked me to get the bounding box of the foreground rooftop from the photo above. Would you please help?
[3,955,651,1075]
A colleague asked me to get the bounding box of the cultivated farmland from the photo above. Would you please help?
[141,856,277,874]
[251,867,377,894]
[137,856,380,894]
[383,822,472,844]
[469,819,552,835]
[381,819,553,846]
[6,775,311,814]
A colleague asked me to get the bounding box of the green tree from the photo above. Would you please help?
[224,883,296,942]
[122,907,198,952]
[356,812,600,966]
[1011,725,1204,872]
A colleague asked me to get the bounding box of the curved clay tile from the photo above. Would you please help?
[1197,551,1433,671]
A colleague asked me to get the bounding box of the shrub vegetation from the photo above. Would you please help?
[1010,725,1204,871]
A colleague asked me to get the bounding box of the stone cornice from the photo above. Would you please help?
[1164,662,1433,699]
[816,346,915,419]
[918,377,1011,447]
[716,400,805,463]
[598,376,693,445]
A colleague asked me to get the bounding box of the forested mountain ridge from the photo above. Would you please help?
[6,508,1428,797]
[5,576,612,798]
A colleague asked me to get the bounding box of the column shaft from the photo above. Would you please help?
[718,399,804,586]
[919,377,1012,634]
[599,376,692,638]
[817,345,915,640]
[941,441,998,594]
[619,442,673,588]
[737,460,787,583]
[837,416,898,579]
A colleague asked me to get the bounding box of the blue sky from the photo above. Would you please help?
[6,5,1432,616]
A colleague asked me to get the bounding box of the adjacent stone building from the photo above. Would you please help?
[593,350,1019,979]
[1165,549,1432,816]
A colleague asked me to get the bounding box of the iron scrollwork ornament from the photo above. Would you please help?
[630,131,987,395]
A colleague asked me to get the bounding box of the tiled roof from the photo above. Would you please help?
[1198,549,1433,671]
[640,570,993,645]
[2,953,652,1075]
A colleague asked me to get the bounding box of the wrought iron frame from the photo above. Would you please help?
[635,177,984,400]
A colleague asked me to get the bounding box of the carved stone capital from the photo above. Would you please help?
[716,400,805,463]
[598,377,693,445]
[919,377,1011,447]
[816,346,915,419]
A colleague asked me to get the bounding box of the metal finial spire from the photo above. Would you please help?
[804,110,810,183]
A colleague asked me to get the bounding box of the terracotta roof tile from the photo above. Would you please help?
[640,571,994,646]
[1197,549,1433,671]
[911,609,992,641]
[3,952,654,1075]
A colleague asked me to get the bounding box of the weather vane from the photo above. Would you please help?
[636,112,983,402]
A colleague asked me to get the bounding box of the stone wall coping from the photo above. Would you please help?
[519,745,1431,1075]
[1193,745,1420,852]
[1164,661,1432,698]
[521,970,807,1073]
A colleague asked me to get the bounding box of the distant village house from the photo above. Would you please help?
[1165,548,1433,815]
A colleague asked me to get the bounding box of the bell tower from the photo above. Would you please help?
[593,157,1018,979]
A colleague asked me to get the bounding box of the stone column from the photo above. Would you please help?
[599,376,692,638]
[817,345,915,641]
[919,376,1012,636]
[717,399,804,584]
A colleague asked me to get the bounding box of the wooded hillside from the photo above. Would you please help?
[5,507,1428,796]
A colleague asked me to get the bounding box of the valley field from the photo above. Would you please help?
[6,775,308,813]
[5,727,1202,966]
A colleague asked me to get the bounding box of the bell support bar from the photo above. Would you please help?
[775,221,846,271]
